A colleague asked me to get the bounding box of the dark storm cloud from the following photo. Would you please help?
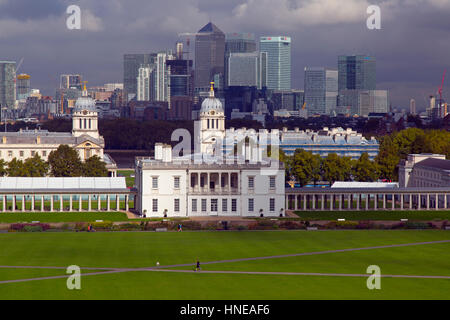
[0,0,67,19]
[1,0,450,111]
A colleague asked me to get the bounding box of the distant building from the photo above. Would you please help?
[16,74,31,100]
[259,36,291,90]
[338,55,376,91]
[0,61,16,109]
[195,22,225,92]
[123,54,155,101]
[227,52,267,89]
[223,127,379,160]
[398,153,450,188]
[224,33,257,87]
[338,89,388,117]
[60,74,82,90]
[410,99,416,115]
[304,67,338,115]
[137,65,151,101]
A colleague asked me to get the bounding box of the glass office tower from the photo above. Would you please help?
[259,36,291,90]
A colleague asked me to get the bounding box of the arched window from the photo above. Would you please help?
[84,119,87,129]
[207,119,209,129]
[79,119,82,129]
[211,118,214,129]
[89,119,91,129]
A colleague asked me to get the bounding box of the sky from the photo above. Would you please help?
[1,0,450,111]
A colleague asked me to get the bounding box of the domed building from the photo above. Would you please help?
[0,85,117,176]
[198,82,225,154]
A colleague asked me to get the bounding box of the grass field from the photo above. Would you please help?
[0,230,449,299]
[294,210,450,221]
[118,170,135,188]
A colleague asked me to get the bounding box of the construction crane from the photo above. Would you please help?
[438,69,446,117]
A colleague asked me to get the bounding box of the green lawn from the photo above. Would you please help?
[294,210,450,221]
[0,230,449,299]
[118,170,135,188]
[0,212,129,223]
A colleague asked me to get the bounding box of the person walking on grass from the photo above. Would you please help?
[194,259,201,272]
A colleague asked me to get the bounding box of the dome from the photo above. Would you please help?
[200,83,223,113]
[74,96,97,111]
[201,96,223,113]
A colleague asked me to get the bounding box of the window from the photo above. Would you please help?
[211,199,218,212]
[19,151,24,157]
[42,151,47,157]
[248,198,254,212]
[8,151,12,157]
[248,176,254,189]
[152,176,158,189]
[201,199,207,212]
[270,198,275,212]
[152,199,158,212]
[31,151,35,156]
[269,176,276,189]
[232,199,237,212]
[222,199,228,212]
[174,176,180,189]
[174,199,180,212]
[192,199,197,212]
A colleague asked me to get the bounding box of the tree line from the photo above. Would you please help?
[0,145,108,177]
[282,128,450,186]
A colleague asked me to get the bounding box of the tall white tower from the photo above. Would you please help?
[137,65,151,101]
[198,82,225,154]
[72,84,100,140]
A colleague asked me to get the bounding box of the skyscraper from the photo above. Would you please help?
[137,65,151,101]
[60,74,82,90]
[0,61,16,109]
[123,54,155,100]
[225,33,257,87]
[17,74,31,100]
[338,55,376,91]
[259,36,291,90]
[410,99,416,115]
[151,51,174,102]
[194,22,225,92]
[304,67,338,115]
[227,52,267,89]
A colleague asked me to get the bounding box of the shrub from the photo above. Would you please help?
[91,221,113,230]
[204,222,219,230]
[405,222,433,229]
[9,223,50,232]
[180,221,202,230]
[356,221,375,229]
[279,221,304,230]
[23,225,43,232]
[235,225,249,231]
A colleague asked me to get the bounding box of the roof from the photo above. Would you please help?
[331,182,399,188]
[198,22,223,34]
[0,177,127,192]
[0,131,104,146]
[415,158,450,171]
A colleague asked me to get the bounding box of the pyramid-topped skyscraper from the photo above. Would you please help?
[194,22,225,92]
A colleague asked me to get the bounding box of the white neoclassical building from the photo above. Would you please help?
[0,87,117,175]
[135,85,285,217]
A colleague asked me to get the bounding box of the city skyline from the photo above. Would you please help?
[1,0,450,110]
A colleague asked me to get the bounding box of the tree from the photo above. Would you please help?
[48,145,83,177]
[376,135,400,180]
[82,155,108,177]
[291,149,322,187]
[352,153,379,182]
[0,159,7,177]
[7,158,26,177]
[23,154,49,177]
[321,153,352,186]
[393,128,425,159]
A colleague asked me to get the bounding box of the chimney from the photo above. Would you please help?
[155,143,163,160]
[162,144,172,163]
